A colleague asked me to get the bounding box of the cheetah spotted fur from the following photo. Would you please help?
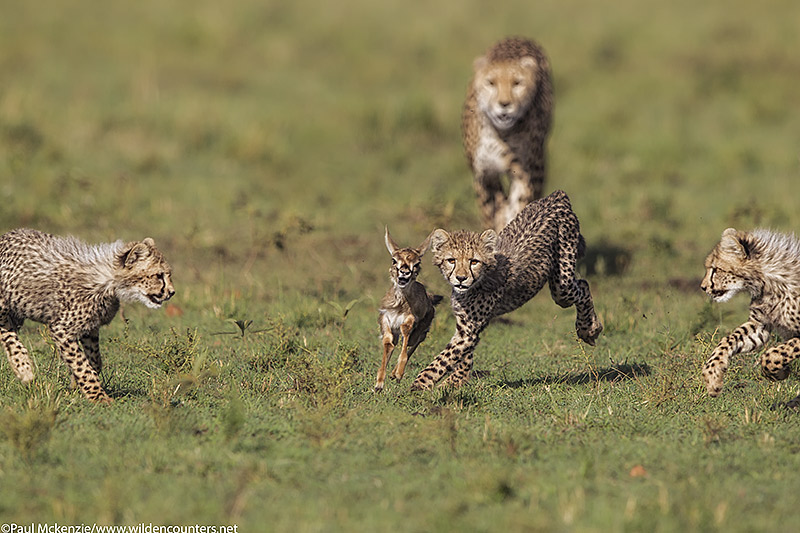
[0,228,175,403]
[411,190,602,390]
[701,228,800,406]
[462,36,554,232]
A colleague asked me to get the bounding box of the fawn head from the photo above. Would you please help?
[385,227,432,289]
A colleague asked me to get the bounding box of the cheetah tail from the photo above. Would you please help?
[578,234,586,260]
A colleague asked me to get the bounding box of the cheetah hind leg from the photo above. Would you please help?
[0,327,35,383]
[573,280,603,346]
[548,221,602,346]
[761,337,800,382]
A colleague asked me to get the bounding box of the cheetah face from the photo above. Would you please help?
[701,266,745,302]
[700,228,754,303]
[430,229,497,294]
[474,57,538,131]
[116,238,175,309]
[385,227,430,289]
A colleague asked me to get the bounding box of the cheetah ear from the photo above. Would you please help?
[720,228,748,258]
[473,55,488,72]
[120,241,151,268]
[384,227,399,255]
[429,229,450,253]
[143,237,155,248]
[480,229,498,255]
[417,230,434,257]
[520,56,537,70]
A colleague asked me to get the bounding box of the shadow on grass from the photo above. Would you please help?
[501,362,651,388]
[582,242,633,276]
[108,387,150,400]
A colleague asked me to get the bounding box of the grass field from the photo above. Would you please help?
[1,0,800,530]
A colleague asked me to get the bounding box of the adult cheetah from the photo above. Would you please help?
[411,190,602,390]
[462,36,554,232]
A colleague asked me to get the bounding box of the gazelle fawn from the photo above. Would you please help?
[376,228,442,391]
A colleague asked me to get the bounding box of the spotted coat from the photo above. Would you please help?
[0,228,175,403]
[411,190,602,390]
[701,228,800,406]
[462,36,553,232]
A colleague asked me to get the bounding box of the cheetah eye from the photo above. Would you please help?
[486,79,495,87]
[512,79,522,87]
[470,259,480,267]
[446,258,456,265]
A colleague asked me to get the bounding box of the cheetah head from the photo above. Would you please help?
[385,227,431,289]
[116,238,175,309]
[430,228,497,294]
[473,55,539,131]
[700,228,758,302]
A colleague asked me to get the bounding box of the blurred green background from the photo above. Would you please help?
[1,0,799,530]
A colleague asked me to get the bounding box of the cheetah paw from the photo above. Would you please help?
[702,361,725,397]
[577,317,603,346]
[760,351,792,381]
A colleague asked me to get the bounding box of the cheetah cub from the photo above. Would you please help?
[376,228,442,392]
[701,228,800,406]
[0,228,175,403]
[411,190,602,390]
[462,36,554,232]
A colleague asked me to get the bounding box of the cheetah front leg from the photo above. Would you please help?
[50,326,112,404]
[473,168,507,232]
[703,320,769,397]
[0,313,35,383]
[81,329,103,375]
[411,329,478,391]
[505,159,535,228]
[441,344,476,388]
[760,337,800,382]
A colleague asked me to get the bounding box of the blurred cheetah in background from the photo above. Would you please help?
[411,190,602,390]
[701,228,800,407]
[462,36,554,232]
[0,228,175,403]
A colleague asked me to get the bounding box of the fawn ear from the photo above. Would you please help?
[385,227,399,255]
[429,229,450,253]
[119,240,151,268]
[480,229,497,255]
[417,230,434,257]
[719,228,748,258]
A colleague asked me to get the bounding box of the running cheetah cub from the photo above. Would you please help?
[411,190,602,390]
[0,228,175,403]
[376,228,442,391]
[701,228,800,406]
[462,36,554,232]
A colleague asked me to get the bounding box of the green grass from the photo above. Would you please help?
[1,0,800,530]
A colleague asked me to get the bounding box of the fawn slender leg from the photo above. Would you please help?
[375,315,396,392]
[391,315,415,381]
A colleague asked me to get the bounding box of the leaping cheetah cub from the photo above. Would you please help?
[376,228,442,391]
[701,228,800,406]
[0,228,175,403]
[462,36,554,232]
[411,190,602,390]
